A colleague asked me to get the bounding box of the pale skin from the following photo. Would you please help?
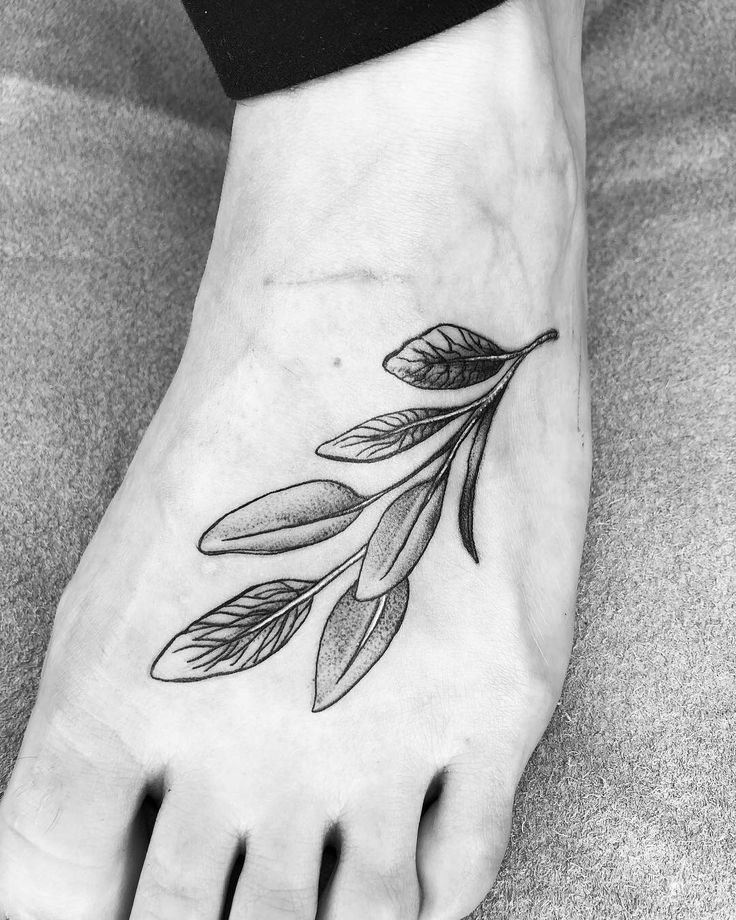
[0,1,590,918]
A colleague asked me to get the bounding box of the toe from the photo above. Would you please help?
[416,765,515,920]
[228,812,323,919]
[0,707,145,919]
[320,795,422,920]
[129,787,239,920]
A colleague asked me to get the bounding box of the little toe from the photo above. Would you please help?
[129,787,239,920]
[416,765,515,920]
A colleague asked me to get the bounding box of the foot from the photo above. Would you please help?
[0,2,589,918]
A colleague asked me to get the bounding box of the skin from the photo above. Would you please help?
[0,1,590,917]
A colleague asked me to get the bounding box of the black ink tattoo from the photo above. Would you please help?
[151,324,558,710]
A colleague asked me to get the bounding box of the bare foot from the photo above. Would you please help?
[0,2,589,917]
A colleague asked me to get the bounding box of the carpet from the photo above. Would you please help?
[1,1,734,917]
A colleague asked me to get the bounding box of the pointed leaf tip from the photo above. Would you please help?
[458,416,492,563]
[357,477,446,600]
[198,481,364,555]
[457,383,511,563]
[316,406,460,463]
[313,579,409,711]
[151,579,315,681]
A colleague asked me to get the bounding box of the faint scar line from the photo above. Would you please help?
[263,268,412,288]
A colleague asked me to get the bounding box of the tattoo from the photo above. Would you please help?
[151,324,558,710]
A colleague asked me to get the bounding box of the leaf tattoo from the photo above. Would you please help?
[458,376,513,562]
[152,324,558,708]
[151,579,315,681]
[384,324,514,390]
[316,406,463,463]
[357,477,447,600]
[313,578,409,712]
[199,481,366,555]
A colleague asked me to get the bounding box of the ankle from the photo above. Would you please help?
[200,1,584,293]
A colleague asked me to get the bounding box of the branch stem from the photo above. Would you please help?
[254,545,368,630]
[364,348,528,504]
[211,328,558,631]
[333,327,558,515]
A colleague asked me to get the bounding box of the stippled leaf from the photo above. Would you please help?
[199,481,365,555]
[458,413,493,563]
[383,324,512,390]
[313,579,409,711]
[459,376,512,561]
[151,579,314,681]
[357,477,446,600]
[316,406,462,463]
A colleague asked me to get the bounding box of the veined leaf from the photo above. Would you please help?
[357,477,446,600]
[383,324,513,390]
[316,405,462,463]
[313,579,409,711]
[199,481,365,555]
[459,378,512,561]
[151,579,314,681]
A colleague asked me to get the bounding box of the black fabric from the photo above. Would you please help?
[182,1,508,99]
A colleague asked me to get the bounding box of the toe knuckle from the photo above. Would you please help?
[136,867,205,917]
[251,880,315,916]
[372,869,419,918]
[369,900,416,920]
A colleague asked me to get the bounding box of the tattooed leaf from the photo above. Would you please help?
[459,378,512,561]
[316,406,461,463]
[459,414,494,563]
[151,579,314,681]
[357,477,446,600]
[313,579,409,711]
[383,324,513,390]
[199,481,365,555]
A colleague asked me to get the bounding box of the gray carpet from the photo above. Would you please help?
[1,1,734,917]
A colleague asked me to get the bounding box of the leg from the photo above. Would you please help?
[0,1,589,917]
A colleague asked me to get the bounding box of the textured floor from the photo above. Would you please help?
[1,2,734,918]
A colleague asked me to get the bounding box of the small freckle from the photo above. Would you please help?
[333,357,342,368]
